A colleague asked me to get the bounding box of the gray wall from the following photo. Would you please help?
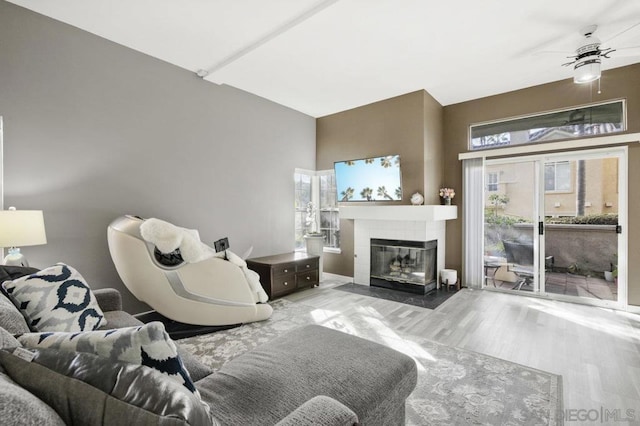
[0,1,316,313]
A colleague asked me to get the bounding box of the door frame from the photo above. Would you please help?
[483,146,628,311]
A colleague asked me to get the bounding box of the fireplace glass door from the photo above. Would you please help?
[370,239,437,294]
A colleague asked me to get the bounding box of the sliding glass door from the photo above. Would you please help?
[541,151,622,305]
[483,159,539,293]
[483,148,626,308]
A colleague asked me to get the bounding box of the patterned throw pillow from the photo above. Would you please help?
[18,321,200,397]
[2,264,106,332]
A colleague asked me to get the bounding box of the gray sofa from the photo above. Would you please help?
[0,268,417,425]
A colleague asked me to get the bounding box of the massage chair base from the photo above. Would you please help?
[135,311,242,340]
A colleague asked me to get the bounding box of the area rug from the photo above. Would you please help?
[178,299,562,425]
[335,282,460,309]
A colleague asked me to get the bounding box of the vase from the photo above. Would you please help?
[442,197,451,205]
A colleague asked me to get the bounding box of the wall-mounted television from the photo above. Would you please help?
[334,154,403,202]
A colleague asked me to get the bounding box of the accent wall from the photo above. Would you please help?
[316,90,444,277]
[443,63,640,307]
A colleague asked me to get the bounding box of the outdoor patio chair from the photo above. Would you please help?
[503,240,534,291]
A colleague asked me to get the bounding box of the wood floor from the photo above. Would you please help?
[285,275,640,423]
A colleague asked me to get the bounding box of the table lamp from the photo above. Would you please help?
[0,206,47,267]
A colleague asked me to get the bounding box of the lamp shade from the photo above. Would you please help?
[0,209,47,247]
[573,57,601,84]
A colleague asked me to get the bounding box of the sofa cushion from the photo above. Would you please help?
[100,309,144,329]
[2,263,106,332]
[0,348,213,426]
[0,265,39,334]
[275,396,358,426]
[0,292,30,335]
[179,345,214,383]
[0,370,66,426]
[196,324,417,425]
[18,321,200,397]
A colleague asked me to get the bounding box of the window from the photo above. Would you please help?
[294,171,312,250]
[487,172,499,191]
[470,100,625,151]
[544,161,571,192]
[319,172,339,250]
[294,169,340,252]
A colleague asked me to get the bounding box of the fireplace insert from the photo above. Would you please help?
[370,238,437,294]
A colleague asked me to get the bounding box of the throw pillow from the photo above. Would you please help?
[0,348,214,426]
[2,263,106,332]
[18,321,200,397]
[0,327,20,351]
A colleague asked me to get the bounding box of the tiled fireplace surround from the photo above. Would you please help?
[340,205,458,289]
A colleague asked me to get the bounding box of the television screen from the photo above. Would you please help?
[334,155,402,202]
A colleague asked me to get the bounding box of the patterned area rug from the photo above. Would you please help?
[178,299,562,425]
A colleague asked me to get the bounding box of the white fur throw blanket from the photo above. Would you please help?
[140,218,268,303]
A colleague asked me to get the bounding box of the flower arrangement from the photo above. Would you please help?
[439,188,455,199]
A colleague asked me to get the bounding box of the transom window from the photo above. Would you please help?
[470,100,625,151]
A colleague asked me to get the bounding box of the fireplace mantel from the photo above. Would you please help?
[339,205,457,222]
[341,205,458,288]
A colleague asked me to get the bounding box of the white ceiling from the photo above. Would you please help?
[8,0,640,117]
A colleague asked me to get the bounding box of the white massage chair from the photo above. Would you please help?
[107,215,273,326]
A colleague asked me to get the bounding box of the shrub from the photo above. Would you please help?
[545,214,618,225]
[485,214,529,226]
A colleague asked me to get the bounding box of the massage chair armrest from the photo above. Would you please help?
[93,288,123,312]
[275,396,359,426]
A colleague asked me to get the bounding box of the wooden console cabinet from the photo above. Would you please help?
[246,252,319,299]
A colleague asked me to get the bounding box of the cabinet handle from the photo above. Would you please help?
[305,264,310,268]
[306,276,310,280]
[284,282,288,286]
[284,269,289,273]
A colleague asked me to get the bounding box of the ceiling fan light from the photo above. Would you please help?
[573,58,601,84]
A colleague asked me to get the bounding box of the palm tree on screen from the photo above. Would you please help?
[377,186,393,200]
[360,187,373,201]
[341,187,354,201]
[380,157,392,168]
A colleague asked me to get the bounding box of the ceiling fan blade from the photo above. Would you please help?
[612,46,640,57]
[602,21,640,44]
[514,32,574,59]
[532,50,574,57]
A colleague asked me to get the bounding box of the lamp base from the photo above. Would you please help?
[3,248,30,267]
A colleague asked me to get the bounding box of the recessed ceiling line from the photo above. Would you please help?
[196,0,341,82]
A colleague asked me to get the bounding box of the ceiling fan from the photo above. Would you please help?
[561,23,640,84]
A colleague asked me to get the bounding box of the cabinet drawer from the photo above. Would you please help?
[272,273,296,296]
[273,262,297,276]
[296,258,319,272]
[297,270,318,288]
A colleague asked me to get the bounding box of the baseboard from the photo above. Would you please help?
[625,304,640,314]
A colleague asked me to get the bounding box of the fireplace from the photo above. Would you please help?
[370,238,437,294]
